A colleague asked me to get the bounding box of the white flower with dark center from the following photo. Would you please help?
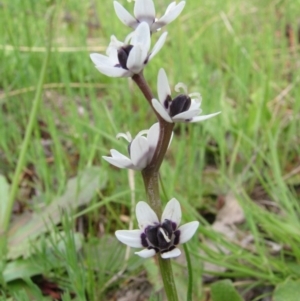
[115,198,199,259]
[114,0,186,33]
[152,68,221,123]
[90,22,167,77]
[103,123,170,170]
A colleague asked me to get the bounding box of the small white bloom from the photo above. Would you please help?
[90,22,167,78]
[103,123,170,170]
[152,68,221,123]
[114,0,185,33]
[115,198,199,259]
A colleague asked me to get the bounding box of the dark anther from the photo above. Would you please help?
[117,45,134,69]
[157,227,172,249]
[141,233,149,248]
[169,94,191,117]
[145,225,159,247]
[161,219,173,235]
[171,221,177,231]
[163,95,172,109]
[173,230,180,245]
[145,221,176,251]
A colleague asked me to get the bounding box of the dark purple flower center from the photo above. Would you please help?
[141,219,180,253]
[117,45,134,69]
[169,94,191,117]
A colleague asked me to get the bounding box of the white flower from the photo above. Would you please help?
[103,123,171,170]
[152,68,221,123]
[90,22,167,77]
[114,0,185,33]
[116,198,199,259]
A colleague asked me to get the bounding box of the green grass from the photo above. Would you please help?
[0,0,300,300]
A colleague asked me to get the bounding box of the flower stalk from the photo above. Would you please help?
[132,72,178,299]
[158,257,179,301]
[132,73,175,171]
[90,1,220,299]
[132,72,174,215]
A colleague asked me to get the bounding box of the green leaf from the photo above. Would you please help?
[7,278,51,300]
[7,166,107,259]
[3,232,83,282]
[273,279,300,301]
[0,174,10,229]
[211,280,243,301]
[3,259,46,283]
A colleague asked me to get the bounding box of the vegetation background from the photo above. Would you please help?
[0,0,300,300]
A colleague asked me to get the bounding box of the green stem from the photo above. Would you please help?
[132,72,178,300]
[0,6,54,277]
[183,243,193,301]
[158,257,179,301]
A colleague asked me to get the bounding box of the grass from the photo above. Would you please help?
[0,0,300,300]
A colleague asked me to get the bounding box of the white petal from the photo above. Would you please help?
[165,2,177,14]
[189,112,221,123]
[113,1,137,28]
[148,32,168,62]
[152,1,185,32]
[172,109,201,121]
[131,22,151,52]
[146,123,160,163]
[127,44,145,74]
[135,248,156,258]
[134,0,155,26]
[161,198,181,227]
[105,48,119,65]
[136,201,159,230]
[95,65,131,77]
[90,53,114,67]
[161,248,181,259]
[130,136,149,169]
[110,149,128,158]
[157,68,171,105]
[102,153,135,169]
[152,98,173,123]
[115,229,143,248]
[189,99,201,110]
[178,221,199,244]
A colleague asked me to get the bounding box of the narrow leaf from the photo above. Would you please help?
[0,174,10,229]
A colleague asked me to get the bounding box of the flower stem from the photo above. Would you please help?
[132,72,178,300]
[158,257,179,301]
[132,73,174,165]
[183,243,193,301]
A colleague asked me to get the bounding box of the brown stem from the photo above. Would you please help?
[131,72,174,172]
[132,72,174,213]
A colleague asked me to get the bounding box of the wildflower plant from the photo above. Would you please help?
[90,0,220,299]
